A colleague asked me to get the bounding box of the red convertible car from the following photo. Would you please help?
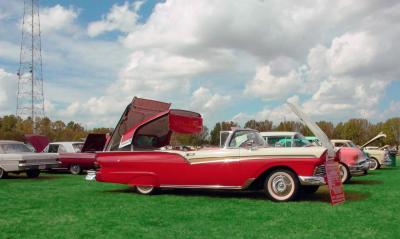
[88,97,336,202]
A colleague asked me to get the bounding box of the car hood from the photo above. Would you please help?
[286,102,335,158]
[360,133,386,149]
[25,134,50,152]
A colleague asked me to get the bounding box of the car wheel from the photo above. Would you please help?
[339,163,351,183]
[301,185,319,194]
[0,167,8,179]
[69,164,82,175]
[136,185,157,195]
[369,158,380,170]
[264,169,299,202]
[26,169,40,178]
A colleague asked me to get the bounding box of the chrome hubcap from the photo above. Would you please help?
[272,175,292,196]
[71,165,80,173]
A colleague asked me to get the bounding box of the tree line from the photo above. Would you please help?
[0,115,112,142]
[1,114,399,148]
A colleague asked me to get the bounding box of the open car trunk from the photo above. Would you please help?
[105,97,202,151]
[25,134,50,152]
[81,133,107,152]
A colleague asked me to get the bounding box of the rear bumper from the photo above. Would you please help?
[18,163,59,171]
[298,176,326,186]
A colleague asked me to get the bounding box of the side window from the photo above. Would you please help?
[43,145,49,153]
[58,145,67,153]
[335,142,345,147]
[293,135,307,147]
[273,136,291,147]
[48,144,59,153]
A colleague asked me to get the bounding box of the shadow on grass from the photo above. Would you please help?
[4,174,61,180]
[349,179,383,185]
[103,186,369,203]
[299,188,370,203]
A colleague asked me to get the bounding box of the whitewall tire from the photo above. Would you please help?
[264,169,299,202]
[339,163,351,183]
[136,185,157,195]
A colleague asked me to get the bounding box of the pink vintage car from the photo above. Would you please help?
[86,97,339,202]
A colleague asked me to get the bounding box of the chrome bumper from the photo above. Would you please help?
[18,163,59,170]
[298,176,326,186]
[383,159,392,166]
[349,161,370,174]
[85,170,96,181]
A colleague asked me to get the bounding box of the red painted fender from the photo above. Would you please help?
[127,173,159,187]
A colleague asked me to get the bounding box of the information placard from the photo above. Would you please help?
[325,160,345,205]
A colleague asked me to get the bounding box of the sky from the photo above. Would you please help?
[0,0,399,129]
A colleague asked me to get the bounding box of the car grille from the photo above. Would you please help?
[314,164,326,177]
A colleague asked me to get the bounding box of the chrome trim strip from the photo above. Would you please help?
[160,184,242,190]
[189,155,317,165]
[298,176,326,186]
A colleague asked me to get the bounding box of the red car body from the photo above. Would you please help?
[91,97,330,201]
[95,150,326,188]
[58,134,107,174]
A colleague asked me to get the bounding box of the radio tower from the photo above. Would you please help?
[17,0,45,134]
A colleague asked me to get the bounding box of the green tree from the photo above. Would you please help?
[244,120,273,131]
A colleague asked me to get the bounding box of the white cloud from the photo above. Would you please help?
[114,49,209,98]
[244,65,304,100]
[39,5,78,33]
[2,0,400,128]
[191,87,231,116]
[87,1,143,37]
[0,68,17,114]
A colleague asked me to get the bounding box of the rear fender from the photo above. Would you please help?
[128,173,159,187]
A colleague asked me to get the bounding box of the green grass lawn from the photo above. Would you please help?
[1,158,399,239]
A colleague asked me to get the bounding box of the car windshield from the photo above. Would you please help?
[0,143,32,153]
[347,141,357,148]
[229,130,266,148]
[72,143,84,152]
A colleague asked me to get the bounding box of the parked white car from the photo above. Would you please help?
[43,142,84,153]
[0,140,59,179]
[360,133,391,170]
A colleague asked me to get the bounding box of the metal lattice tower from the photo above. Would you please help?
[17,0,45,133]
